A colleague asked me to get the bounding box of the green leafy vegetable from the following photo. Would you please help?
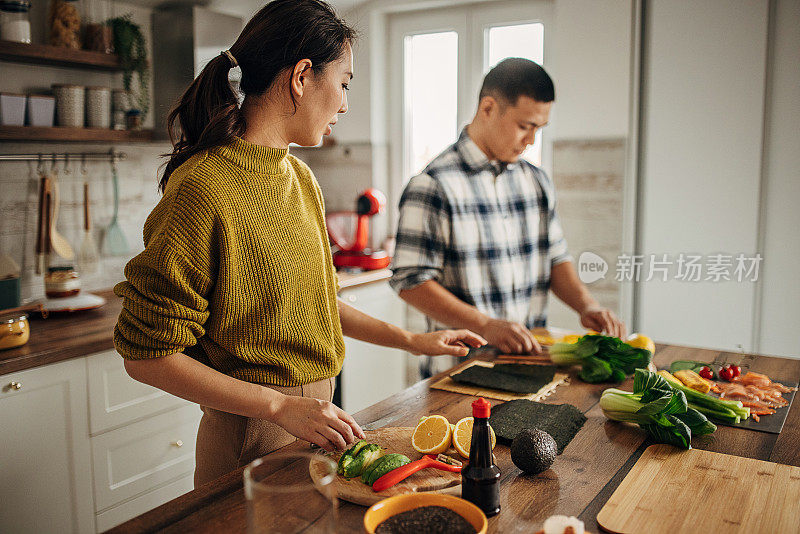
[600,369,717,449]
[659,370,750,424]
[549,334,652,383]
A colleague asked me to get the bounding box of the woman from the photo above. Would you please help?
[114,0,486,486]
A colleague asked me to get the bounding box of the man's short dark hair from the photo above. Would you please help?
[478,58,555,106]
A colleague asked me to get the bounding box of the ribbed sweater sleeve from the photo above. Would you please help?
[114,164,218,359]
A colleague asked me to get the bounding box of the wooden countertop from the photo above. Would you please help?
[108,345,800,533]
[0,269,393,376]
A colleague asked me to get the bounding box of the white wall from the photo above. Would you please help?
[757,0,800,358]
[636,0,769,352]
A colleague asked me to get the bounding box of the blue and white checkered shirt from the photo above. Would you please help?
[390,128,572,331]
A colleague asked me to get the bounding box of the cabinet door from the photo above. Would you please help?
[340,282,409,413]
[86,350,190,435]
[0,359,94,534]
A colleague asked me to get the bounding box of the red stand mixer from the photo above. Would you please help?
[326,188,391,271]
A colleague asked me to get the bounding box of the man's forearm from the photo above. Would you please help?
[550,260,599,314]
[397,280,489,332]
[337,299,415,351]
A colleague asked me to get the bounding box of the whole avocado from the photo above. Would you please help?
[510,428,557,475]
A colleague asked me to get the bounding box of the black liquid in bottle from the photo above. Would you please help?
[461,397,501,516]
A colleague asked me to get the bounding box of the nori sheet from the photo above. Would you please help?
[449,364,557,394]
[489,399,587,454]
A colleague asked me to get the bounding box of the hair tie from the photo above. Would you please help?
[221,50,238,68]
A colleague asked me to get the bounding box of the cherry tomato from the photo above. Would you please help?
[729,365,741,378]
[698,366,714,380]
[719,366,734,381]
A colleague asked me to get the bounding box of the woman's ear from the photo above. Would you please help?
[290,59,314,98]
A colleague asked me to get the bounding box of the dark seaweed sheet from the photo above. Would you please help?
[489,399,587,454]
[450,364,557,394]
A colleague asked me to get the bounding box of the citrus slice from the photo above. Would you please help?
[452,417,496,458]
[411,415,452,454]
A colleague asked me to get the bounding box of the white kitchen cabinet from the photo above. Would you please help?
[0,359,95,534]
[86,350,190,435]
[339,281,409,413]
[0,353,202,533]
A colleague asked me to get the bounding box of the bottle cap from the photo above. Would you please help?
[472,397,491,418]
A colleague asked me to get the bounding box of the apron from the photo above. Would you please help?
[193,376,335,487]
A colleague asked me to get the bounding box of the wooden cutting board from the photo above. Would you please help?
[597,444,800,533]
[309,427,462,506]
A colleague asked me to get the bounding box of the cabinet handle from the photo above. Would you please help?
[170,440,184,448]
[346,295,357,303]
[7,381,22,391]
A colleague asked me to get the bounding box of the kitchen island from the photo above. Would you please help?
[108,343,800,533]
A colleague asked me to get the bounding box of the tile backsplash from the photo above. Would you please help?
[0,142,169,302]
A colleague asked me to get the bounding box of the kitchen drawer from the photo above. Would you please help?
[91,404,202,512]
[94,473,194,532]
[86,350,189,435]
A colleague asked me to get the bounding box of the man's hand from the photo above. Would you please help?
[408,330,487,357]
[479,318,542,354]
[579,305,626,339]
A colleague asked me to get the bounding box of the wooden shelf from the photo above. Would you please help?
[0,40,122,71]
[0,126,154,143]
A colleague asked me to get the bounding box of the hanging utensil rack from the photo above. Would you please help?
[0,150,126,162]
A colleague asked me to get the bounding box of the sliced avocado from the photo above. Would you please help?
[342,444,382,478]
[367,453,410,487]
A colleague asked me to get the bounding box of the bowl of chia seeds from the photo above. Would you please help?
[363,493,487,534]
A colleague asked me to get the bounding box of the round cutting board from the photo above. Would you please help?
[309,427,462,506]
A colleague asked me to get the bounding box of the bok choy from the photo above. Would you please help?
[600,369,717,449]
[549,334,652,383]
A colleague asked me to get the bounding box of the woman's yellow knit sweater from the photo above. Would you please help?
[114,137,345,386]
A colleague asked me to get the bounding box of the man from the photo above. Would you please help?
[390,58,625,376]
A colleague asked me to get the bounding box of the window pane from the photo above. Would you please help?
[486,23,545,165]
[404,32,458,178]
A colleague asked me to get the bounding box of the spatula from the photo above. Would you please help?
[79,176,99,274]
[103,159,129,256]
[49,167,75,260]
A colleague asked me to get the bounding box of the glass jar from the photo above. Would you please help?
[0,1,32,43]
[48,0,82,49]
[0,313,29,351]
[45,265,81,299]
[83,0,112,53]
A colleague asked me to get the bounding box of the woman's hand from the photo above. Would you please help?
[270,394,365,451]
[408,329,487,357]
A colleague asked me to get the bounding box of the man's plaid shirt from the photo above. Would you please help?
[390,128,572,331]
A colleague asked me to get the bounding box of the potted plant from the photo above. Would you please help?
[108,14,150,122]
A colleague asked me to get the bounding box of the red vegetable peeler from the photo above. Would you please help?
[372,455,462,492]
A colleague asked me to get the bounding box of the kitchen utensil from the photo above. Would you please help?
[244,452,337,534]
[309,427,462,506]
[597,444,800,534]
[35,169,50,274]
[372,454,462,492]
[103,160,129,256]
[48,166,75,260]
[430,360,567,402]
[363,493,488,534]
[326,188,391,270]
[79,175,99,274]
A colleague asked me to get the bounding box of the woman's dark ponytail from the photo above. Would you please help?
[160,0,356,192]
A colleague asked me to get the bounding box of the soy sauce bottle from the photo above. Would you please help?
[461,397,501,516]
